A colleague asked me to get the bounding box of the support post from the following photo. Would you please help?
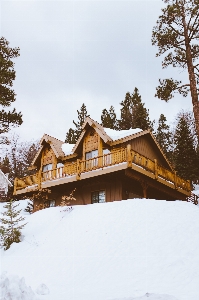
[13,178,17,195]
[127,144,132,168]
[76,159,81,180]
[141,181,148,199]
[38,170,42,190]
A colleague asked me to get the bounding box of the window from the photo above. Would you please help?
[42,164,53,180]
[103,149,111,166]
[57,163,64,178]
[91,190,106,204]
[42,164,52,172]
[86,150,98,169]
[44,200,56,208]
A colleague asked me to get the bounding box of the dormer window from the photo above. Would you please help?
[85,150,98,169]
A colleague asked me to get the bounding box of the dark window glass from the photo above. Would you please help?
[91,191,105,204]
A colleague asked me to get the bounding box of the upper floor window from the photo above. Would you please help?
[43,164,52,172]
[86,150,98,169]
[42,164,52,180]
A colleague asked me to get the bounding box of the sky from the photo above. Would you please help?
[1,0,193,144]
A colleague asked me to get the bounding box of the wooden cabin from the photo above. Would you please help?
[13,117,191,209]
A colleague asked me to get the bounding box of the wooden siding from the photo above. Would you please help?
[113,135,170,169]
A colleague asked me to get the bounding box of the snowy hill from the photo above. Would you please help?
[1,199,199,300]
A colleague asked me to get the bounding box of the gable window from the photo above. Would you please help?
[91,190,106,204]
[86,150,98,169]
[57,163,64,178]
[42,164,53,180]
[103,149,111,166]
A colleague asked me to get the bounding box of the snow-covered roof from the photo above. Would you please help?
[61,143,75,156]
[104,128,142,141]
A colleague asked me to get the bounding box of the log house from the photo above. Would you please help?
[13,117,191,209]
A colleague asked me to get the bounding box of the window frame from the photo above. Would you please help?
[91,190,106,204]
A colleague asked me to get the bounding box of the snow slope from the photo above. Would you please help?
[1,199,199,300]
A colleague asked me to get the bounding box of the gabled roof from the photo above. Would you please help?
[31,134,65,166]
[72,117,113,153]
[30,117,173,172]
[72,117,174,171]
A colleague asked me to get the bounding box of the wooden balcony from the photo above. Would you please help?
[14,146,191,196]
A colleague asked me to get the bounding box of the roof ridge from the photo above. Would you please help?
[43,133,64,143]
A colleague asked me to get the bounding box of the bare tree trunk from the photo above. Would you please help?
[182,5,199,142]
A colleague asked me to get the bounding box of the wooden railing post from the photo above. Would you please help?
[13,177,17,195]
[76,159,81,180]
[38,170,42,190]
[154,159,158,179]
[127,144,132,168]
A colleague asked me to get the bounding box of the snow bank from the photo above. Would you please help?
[0,272,38,300]
[1,199,199,300]
[104,128,142,140]
[111,293,178,300]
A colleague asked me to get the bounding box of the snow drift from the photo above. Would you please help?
[1,199,199,300]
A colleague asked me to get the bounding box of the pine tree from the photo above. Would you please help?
[155,114,172,156]
[101,106,117,129]
[65,103,89,144]
[119,92,132,130]
[131,88,152,130]
[118,88,153,131]
[0,37,22,143]
[152,0,199,142]
[65,128,77,144]
[173,112,198,183]
[0,199,26,250]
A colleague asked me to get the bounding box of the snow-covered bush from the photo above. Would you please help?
[0,272,38,300]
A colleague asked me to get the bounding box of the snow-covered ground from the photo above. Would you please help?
[1,198,199,300]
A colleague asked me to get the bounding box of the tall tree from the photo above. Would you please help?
[0,37,22,143]
[119,88,153,131]
[152,0,199,141]
[131,88,153,131]
[173,111,198,183]
[101,105,118,129]
[155,114,172,156]
[65,103,89,144]
[119,92,132,130]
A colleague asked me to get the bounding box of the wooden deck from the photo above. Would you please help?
[14,146,191,196]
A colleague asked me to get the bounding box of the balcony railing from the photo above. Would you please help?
[14,146,191,195]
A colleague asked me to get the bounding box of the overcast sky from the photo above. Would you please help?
[1,0,192,144]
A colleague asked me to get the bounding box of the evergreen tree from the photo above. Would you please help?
[173,112,198,183]
[0,199,26,250]
[152,0,199,142]
[131,88,152,130]
[65,103,89,144]
[118,88,153,131]
[101,105,117,129]
[119,92,133,130]
[155,114,172,156]
[0,37,22,143]
[65,128,77,144]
